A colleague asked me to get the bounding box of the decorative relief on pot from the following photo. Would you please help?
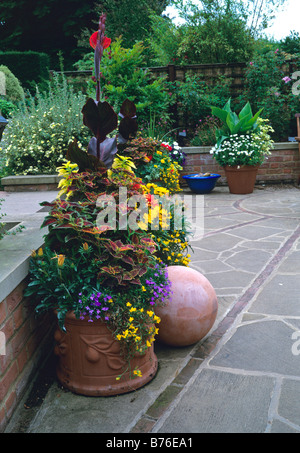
[80,334,126,373]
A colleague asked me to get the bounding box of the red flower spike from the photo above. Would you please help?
[89,32,111,50]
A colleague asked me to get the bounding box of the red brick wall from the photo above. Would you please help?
[180,146,300,186]
[0,280,55,433]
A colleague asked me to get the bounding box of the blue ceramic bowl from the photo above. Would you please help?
[182,173,221,194]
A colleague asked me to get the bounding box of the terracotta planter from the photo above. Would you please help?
[54,311,158,396]
[224,165,259,194]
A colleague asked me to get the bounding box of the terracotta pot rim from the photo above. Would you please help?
[224,164,260,171]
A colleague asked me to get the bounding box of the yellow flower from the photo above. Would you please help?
[129,307,137,312]
[126,302,132,307]
[83,242,89,251]
[147,310,154,317]
[57,254,65,267]
[133,369,142,377]
[141,286,146,292]
[31,250,37,258]
[37,248,43,257]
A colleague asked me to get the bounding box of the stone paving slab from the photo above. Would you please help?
[155,369,275,433]
[4,185,300,434]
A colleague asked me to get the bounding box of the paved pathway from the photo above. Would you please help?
[4,185,300,434]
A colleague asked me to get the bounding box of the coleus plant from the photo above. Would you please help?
[67,13,138,170]
[40,169,157,288]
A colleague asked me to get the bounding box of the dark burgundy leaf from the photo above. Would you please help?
[119,117,138,141]
[119,99,137,118]
[82,98,118,143]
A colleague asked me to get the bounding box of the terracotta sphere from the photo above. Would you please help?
[155,266,218,347]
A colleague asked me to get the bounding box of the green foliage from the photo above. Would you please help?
[91,0,171,47]
[75,38,174,128]
[279,31,300,56]
[167,0,254,64]
[177,21,254,64]
[190,116,221,146]
[0,52,50,91]
[174,74,232,135]
[211,99,263,146]
[1,74,91,175]
[0,65,25,103]
[240,49,300,141]
[0,98,18,118]
[0,0,99,68]
[146,14,182,66]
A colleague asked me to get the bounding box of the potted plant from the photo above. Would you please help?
[210,99,274,194]
[25,12,192,396]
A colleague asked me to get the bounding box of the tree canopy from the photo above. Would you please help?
[0,0,171,68]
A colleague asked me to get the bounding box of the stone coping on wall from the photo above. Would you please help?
[182,142,299,154]
[0,214,47,303]
[1,175,62,192]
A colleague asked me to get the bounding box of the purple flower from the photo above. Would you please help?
[282,76,292,83]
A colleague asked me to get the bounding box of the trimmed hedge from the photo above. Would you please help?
[0,51,50,90]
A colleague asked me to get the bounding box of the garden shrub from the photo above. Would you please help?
[0,74,91,175]
[0,65,25,103]
[74,38,175,132]
[239,49,300,141]
[190,116,221,146]
[173,74,232,140]
[0,98,18,118]
[0,51,51,91]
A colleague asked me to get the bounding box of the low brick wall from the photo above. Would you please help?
[180,142,300,186]
[0,280,54,432]
[0,214,55,433]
